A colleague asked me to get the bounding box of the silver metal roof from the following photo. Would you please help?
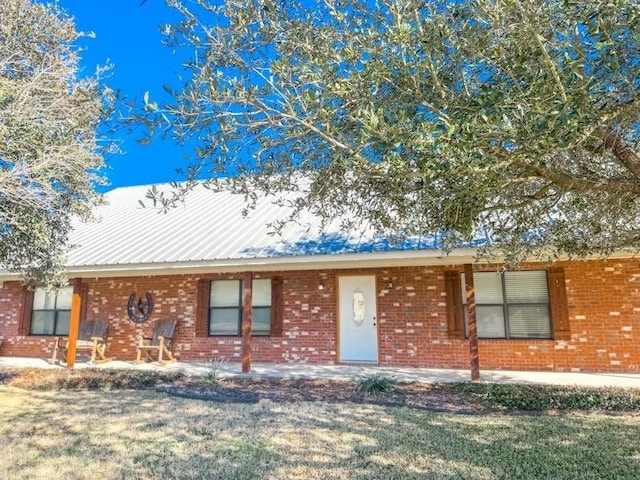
[66,182,444,269]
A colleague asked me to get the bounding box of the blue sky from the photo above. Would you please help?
[54,0,187,191]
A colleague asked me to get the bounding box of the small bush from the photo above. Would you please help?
[452,383,640,411]
[356,373,396,395]
[204,356,228,384]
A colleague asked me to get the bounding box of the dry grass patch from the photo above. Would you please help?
[1,368,183,390]
[1,386,640,479]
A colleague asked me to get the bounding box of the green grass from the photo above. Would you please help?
[1,386,639,479]
[453,382,640,411]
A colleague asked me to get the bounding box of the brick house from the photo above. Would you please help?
[0,183,639,373]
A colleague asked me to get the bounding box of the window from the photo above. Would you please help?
[209,279,271,336]
[461,271,551,339]
[30,286,73,336]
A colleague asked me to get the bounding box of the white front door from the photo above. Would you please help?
[339,275,378,362]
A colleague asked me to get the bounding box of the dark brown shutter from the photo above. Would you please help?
[547,267,570,340]
[195,279,210,337]
[80,282,89,322]
[270,276,284,336]
[445,271,464,338]
[18,286,34,336]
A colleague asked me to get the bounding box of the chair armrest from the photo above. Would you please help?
[136,334,153,347]
[157,336,175,351]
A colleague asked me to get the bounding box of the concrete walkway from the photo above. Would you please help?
[2,356,640,387]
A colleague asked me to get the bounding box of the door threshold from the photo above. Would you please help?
[339,361,379,366]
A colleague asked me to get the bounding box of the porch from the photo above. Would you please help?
[1,356,640,388]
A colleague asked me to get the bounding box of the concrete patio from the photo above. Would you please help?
[2,356,640,387]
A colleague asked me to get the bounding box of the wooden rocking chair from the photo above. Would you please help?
[50,319,111,364]
[135,318,178,364]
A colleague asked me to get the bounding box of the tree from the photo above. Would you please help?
[0,0,110,285]
[150,0,640,264]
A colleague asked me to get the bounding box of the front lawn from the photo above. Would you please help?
[1,386,639,479]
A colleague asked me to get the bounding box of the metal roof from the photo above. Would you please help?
[65,182,457,270]
[0,181,621,279]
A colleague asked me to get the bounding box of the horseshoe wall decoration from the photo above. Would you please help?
[127,292,154,324]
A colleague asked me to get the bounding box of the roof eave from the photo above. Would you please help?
[0,248,478,280]
[1,248,637,282]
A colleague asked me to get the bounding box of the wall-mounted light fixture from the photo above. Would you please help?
[318,281,325,290]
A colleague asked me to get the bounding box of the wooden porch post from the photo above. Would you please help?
[66,278,83,369]
[241,272,253,373]
[464,264,480,382]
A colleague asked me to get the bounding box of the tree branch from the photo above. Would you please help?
[592,127,640,181]
[528,164,640,194]
[496,150,640,194]
[514,0,567,102]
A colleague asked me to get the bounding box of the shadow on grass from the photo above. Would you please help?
[1,388,639,479]
[0,370,18,384]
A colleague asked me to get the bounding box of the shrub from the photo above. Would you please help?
[203,356,228,384]
[356,373,396,395]
[452,383,640,411]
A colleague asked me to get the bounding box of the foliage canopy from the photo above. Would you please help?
[0,0,109,285]
[150,0,640,263]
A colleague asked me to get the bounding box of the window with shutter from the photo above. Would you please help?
[547,267,570,340]
[18,287,34,336]
[270,277,284,336]
[209,279,272,336]
[195,279,210,337]
[80,283,89,323]
[444,271,464,338]
[461,270,552,339]
[29,286,74,336]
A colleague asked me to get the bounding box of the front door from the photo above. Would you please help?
[339,275,378,362]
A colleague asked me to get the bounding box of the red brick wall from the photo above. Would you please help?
[375,260,640,372]
[1,258,639,372]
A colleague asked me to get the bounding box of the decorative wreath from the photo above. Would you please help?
[127,292,154,324]
[352,290,365,325]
